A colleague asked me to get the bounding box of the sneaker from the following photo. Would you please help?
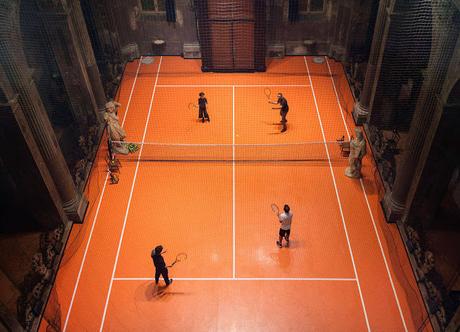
[286,241,290,248]
[276,241,282,248]
[167,279,173,286]
[202,118,205,123]
[207,118,210,122]
[281,128,287,133]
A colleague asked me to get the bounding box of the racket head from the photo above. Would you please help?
[188,102,197,111]
[175,252,188,263]
[271,203,280,215]
[264,88,271,100]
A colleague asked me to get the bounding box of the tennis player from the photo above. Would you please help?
[277,204,293,248]
[268,92,289,132]
[151,245,173,286]
[198,92,210,123]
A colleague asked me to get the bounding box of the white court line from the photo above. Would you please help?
[304,56,371,332]
[232,86,236,279]
[325,57,408,332]
[156,84,310,88]
[99,56,163,332]
[120,58,144,128]
[113,277,357,281]
[63,174,109,332]
[62,57,143,332]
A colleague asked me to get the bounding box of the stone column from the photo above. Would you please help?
[0,89,67,228]
[68,0,107,111]
[352,0,395,125]
[381,78,440,221]
[37,0,101,129]
[79,0,123,98]
[81,0,122,62]
[0,0,87,223]
[381,4,459,222]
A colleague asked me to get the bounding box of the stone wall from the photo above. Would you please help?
[109,0,198,56]
[97,0,374,61]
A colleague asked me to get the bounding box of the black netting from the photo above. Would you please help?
[19,0,101,188]
[367,1,460,189]
[195,0,266,72]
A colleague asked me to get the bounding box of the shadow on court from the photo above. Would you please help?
[135,281,188,302]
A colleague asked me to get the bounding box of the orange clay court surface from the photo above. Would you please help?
[40,56,431,331]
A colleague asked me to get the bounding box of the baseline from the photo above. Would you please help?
[113,277,357,281]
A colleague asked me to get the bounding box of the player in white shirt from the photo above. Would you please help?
[277,204,293,248]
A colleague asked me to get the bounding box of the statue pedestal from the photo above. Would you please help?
[345,167,361,178]
[152,39,166,55]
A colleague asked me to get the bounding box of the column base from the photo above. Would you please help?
[352,102,369,126]
[63,194,89,224]
[380,191,405,223]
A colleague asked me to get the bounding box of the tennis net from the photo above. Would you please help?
[110,139,350,162]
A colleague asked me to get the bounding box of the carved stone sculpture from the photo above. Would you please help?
[345,128,367,178]
[104,101,129,154]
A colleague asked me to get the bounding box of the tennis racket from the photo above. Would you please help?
[188,102,198,111]
[168,252,187,267]
[271,203,280,216]
[264,88,272,100]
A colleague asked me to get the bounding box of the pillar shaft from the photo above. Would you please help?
[353,0,395,124]
[0,91,67,229]
[68,0,106,109]
[382,79,440,221]
[381,4,459,222]
[0,0,86,222]
[38,0,103,128]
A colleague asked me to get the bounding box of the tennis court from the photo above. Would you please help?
[40,56,430,331]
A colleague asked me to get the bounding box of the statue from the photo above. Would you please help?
[345,128,366,178]
[104,101,129,154]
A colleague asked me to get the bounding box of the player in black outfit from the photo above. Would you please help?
[151,245,173,286]
[269,93,289,132]
[198,92,210,123]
